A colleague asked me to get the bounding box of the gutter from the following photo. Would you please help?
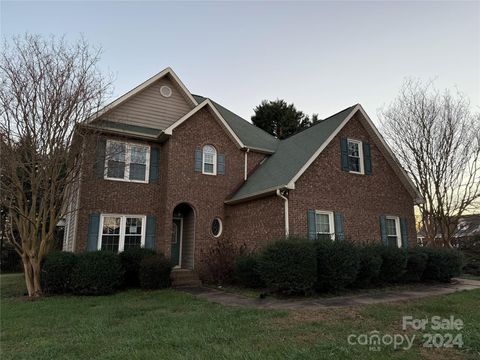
[276,189,289,237]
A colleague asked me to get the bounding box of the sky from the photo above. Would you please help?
[2,1,479,123]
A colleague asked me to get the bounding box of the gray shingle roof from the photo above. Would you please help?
[193,95,279,153]
[228,105,357,202]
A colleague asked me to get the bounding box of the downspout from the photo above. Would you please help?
[276,189,289,237]
[244,148,250,180]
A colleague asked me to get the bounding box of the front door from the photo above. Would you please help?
[171,219,182,267]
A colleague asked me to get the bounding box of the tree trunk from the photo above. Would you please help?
[20,254,42,297]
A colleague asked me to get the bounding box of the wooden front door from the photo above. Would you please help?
[171,219,182,266]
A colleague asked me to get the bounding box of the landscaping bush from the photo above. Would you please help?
[351,245,382,288]
[421,247,463,282]
[41,251,77,293]
[374,245,408,283]
[234,254,265,288]
[401,248,428,282]
[119,248,156,287]
[71,251,123,295]
[139,254,173,289]
[199,239,246,285]
[314,240,360,292]
[257,239,316,294]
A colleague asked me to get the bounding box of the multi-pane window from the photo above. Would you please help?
[347,139,364,174]
[315,211,334,240]
[99,215,145,252]
[105,140,150,182]
[202,145,217,175]
[386,216,401,248]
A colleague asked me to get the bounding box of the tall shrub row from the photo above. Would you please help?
[234,238,464,294]
[41,249,172,295]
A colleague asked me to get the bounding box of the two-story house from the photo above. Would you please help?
[63,67,422,274]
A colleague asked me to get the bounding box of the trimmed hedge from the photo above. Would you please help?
[352,245,382,288]
[41,251,77,294]
[422,247,463,282]
[374,245,408,283]
[71,251,123,295]
[314,240,360,291]
[139,254,173,289]
[258,239,316,294]
[234,254,265,288]
[119,248,156,287]
[402,248,428,282]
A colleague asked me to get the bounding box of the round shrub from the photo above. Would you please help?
[119,248,156,287]
[41,251,77,294]
[258,239,316,294]
[234,254,265,288]
[373,245,408,283]
[139,254,173,289]
[351,245,382,288]
[422,248,463,282]
[71,251,123,295]
[402,248,428,282]
[314,240,360,292]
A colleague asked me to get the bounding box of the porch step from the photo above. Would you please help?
[171,269,202,288]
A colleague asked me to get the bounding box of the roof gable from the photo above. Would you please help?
[228,105,423,204]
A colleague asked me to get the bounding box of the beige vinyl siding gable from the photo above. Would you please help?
[100,76,194,130]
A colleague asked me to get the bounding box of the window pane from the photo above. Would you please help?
[386,219,397,236]
[387,236,398,248]
[107,142,126,162]
[131,146,147,164]
[101,235,120,252]
[204,163,214,173]
[102,217,120,234]
[348,157,360,172]
[315,214,330,233]
[107,160,125,179]
[129,163,146,181]
[348,142,359,157]
[124,217,142,250]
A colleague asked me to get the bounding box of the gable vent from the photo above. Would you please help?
[160,85,172,98]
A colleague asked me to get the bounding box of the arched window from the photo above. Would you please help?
[202,145,217,175]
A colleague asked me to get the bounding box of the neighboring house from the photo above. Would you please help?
[417,214,480,246]
[63,67,422,272]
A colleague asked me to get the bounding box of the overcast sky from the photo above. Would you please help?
[2,1,479,122]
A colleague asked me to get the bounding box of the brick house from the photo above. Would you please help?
[63,67,422,273]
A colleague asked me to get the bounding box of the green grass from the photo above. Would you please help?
[1,273,479,359]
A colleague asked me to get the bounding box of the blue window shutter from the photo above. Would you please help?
[334,213,345,240]
[341,138,349,171]
[145,216,156,250]
[400,218,409,249]
[149,146,159,183]
[194,149,202,172]
[94,138,107,178]
[307,210,316,240]
[379,215,388,246]
[87,213,100,251]
[217,154,225,175]
[363,143,372,175]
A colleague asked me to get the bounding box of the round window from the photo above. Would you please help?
[160,85,172,98]
[211,218,222,237]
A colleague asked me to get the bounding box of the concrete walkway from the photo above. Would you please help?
[179,278,480,310]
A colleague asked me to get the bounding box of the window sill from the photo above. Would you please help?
[348,170,365,175]
[103,176,149,184]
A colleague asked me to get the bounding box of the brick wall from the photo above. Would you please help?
[288,113,417,244]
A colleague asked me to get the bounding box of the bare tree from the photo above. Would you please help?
[0,34,111,297]
[379,79,480,247]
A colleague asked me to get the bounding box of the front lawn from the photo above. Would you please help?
[1,273,479,359]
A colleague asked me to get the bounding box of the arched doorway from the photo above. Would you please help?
[172,203,195,269]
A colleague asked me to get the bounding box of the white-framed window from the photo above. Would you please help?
[211,218,223,237]
[315,210,335,240]
[105,140,150,183]
[386,216,402,248]
[202,144,217,175]
[347,139,364,174]
[99,214,146,252]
